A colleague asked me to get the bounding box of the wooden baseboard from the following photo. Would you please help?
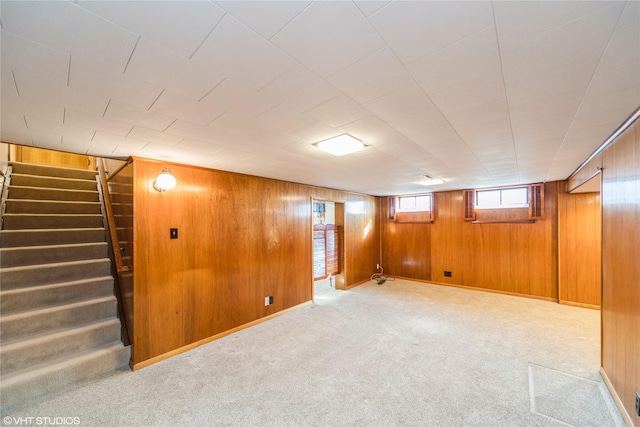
[559,300,600,310]
[131,301,312,371]
[600,367,634,427]
[345,278,370,289]
[388,275,559,303]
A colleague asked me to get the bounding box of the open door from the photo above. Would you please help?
[312,200,345,297]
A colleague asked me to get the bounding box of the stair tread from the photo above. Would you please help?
[1,295,116,321]
[9,184,97,193]
[0,276,114,297]
[10,173,97,183]
[1,258,111,273]
[0,319,121,353]
[0,342,127,384]
[6,199,100,205]
[2,213,103,217]
[1,227,105,233]
[0,242,107,252]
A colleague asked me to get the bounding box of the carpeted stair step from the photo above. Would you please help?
[0,296,117,343]
[9,173,97,191]
[0,319,122,375]
[1,258,112,290]
[4,199,101,214]
[0,277,114,314]
[0,228,106,247]
[9,162,97,181]
[8,186,99,202]
[2,214,104,229]
[0,242,108,268]
[0,343,130,410]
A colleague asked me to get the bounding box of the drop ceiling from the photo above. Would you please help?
[1,1,638,196]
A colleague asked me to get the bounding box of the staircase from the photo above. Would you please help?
[0,162,130,411]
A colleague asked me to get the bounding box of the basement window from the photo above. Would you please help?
[397,194,431,212]
[389,194,433,223]
[476,187,528,209]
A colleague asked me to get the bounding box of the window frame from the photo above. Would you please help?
[388,193,434,223]
[475,186,529,210]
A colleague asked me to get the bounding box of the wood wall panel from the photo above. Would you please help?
[421,183,558,300]
[381,218,431,281]
[132,158,379,366]
[558,190,601,308]
[14,145,95,170]
[600,118,640,423]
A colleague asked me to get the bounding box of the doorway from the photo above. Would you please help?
[312,199,344,297]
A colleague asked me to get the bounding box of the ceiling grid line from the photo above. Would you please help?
[490,1,521,183]
[544,2,629,182]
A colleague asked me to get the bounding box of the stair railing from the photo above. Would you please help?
[96,158,132,347]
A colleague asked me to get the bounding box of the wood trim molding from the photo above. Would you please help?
[599,367,633,427]
[558,300,600,310]
[388,276,559,303]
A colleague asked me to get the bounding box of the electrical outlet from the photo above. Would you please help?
[269,296,274,304]
[377,263,381,270]
[444,271,452,277]
[170,228,178,239]
[635,391,639,416]
[264,296,270,306]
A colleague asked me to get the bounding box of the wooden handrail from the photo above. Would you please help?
[98,159,128,274]
[104,157,133,183]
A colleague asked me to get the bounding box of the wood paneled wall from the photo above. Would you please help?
[10,145,95,170]
[599,118,639,423]
[381,182,559,300]
[381,217,431,281]
[558,190,601,308]
[131,158,378,366]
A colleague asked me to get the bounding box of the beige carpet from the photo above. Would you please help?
[2,279,624,426]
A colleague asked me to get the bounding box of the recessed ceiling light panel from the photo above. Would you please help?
[418,175,444,186]
[314,134,366,156]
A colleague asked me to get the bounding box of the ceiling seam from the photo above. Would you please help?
[122,35,141,74]
[188,12,226,60]
[544,1,629,182]
[358,3,493,180]
[490,1,521,183]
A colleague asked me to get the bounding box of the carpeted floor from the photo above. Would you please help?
[2,279,624,426]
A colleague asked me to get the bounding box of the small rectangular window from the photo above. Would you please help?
[476,186,528,209]
[397,195,431,212]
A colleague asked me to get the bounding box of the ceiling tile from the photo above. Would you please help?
[305,95,371,128]
[124,38,226,100]
[77,0,225,58]
[408,26,502,95]
[191,14,296,92]
[1,0,137,70]
[369,1,494,64]
[104,100,176,132]
[270,1,384,78]
[70,56,163,111]
[328,48,414,103]
[353,1,391,18]
[500,4,623,83]
[149,90,226,127]
[363,83,434,122]
[255,66,340,113]
[494,1,614,48]
[214,0,312,40]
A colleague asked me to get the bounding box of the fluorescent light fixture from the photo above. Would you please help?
[314,134,366,156]
[418,175,444,186]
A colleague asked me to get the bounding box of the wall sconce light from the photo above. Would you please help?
[153,168,176,192]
